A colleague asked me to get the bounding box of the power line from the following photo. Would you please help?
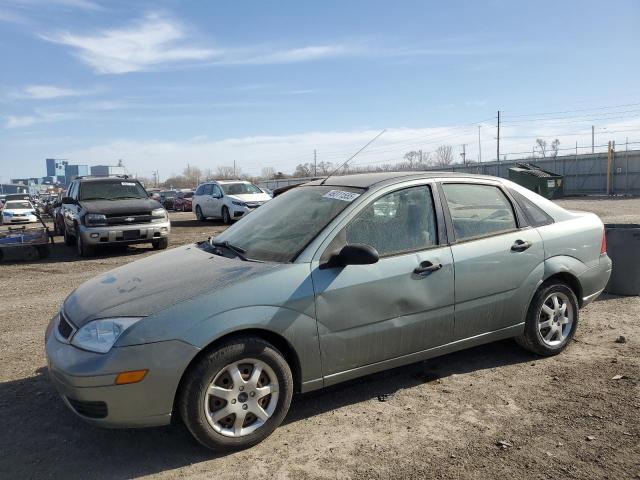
[501,101,640,118]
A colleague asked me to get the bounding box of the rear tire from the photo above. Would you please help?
[179,337,293,452]
[516,281,579,356]
[152,237,169,250]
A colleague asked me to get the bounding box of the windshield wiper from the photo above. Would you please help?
[211,240,248,261]
[110,196,145,200]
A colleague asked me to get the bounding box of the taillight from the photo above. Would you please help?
[600,229,607,255]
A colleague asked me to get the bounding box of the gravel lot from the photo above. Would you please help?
[0,200,638,480]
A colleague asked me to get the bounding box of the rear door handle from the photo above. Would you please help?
[511,240,532,252]
[414,261,443,275]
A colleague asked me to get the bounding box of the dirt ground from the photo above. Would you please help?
[0,199,638,480]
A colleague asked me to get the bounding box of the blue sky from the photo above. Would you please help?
[1,0,639,181]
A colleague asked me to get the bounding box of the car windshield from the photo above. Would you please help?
[5,201,31,209]
[220,183,263,195]
[212,185,364,262]
[79,181,148,201]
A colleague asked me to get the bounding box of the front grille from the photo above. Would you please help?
[57,313,74,339]
[105,212,152,225]
[67,398,108,419]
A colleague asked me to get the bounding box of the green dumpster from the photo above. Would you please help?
[508,163,563,199]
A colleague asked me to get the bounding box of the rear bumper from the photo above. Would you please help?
[45,315,198,428]
[579,254,613,306]
[78,220,170,246]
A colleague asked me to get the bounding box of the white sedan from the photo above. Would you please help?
[1,200,39,225]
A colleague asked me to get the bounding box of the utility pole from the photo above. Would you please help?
[496,110,500,162]
[606,141,612,196]
[460,144,467,165]
[314,149,317,176]
[592,125,595,153]
[233,160,236,178]
[478,126,482,163]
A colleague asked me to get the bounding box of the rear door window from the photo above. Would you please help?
[442,183,517,241]
[202,184,214,195]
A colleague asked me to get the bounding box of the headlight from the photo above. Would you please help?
[71,317,142,353]
[231,201,247,207]
[3,211,12,217]
[151,208,167,221]
[85,213,107,226]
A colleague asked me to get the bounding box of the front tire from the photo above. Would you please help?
[196,205,205,222]
[152,237,169,250]
[76,229,95,257]
[516,282,578,356]
[179,337,293,451]
[63,226,74,246]
[221,206,231,225]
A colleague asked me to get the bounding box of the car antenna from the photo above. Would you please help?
[320,129,386,185]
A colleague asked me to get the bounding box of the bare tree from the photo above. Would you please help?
[403,151,420,168]
[536,138,547,157]
[216,166,238,179]
[260,167,276,179]
[433,145,454,167]
[550,139,560,157]
[182,166,202,186]
[293,163,314,177]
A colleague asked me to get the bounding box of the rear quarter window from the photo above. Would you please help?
[509,189,554,227]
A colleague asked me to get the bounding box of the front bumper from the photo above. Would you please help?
[78,220,170,246]
[2,216,38,224]
[229,204,261,219]
[45,314,199,428]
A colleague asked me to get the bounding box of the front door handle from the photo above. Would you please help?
[511,239,532,252]
[414,261,443,275]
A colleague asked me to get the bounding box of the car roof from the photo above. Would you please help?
[304,171,501,189]
[76,176,140,183]
[216,180,250,184]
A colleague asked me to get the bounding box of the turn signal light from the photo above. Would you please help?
[600,230,607,255]
[115,369,148,385]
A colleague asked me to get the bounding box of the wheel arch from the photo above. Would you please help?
[173,327,303,417]
[543,271,583,307]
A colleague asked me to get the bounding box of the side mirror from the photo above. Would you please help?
[321,243,379,269]
[61,196,76,205]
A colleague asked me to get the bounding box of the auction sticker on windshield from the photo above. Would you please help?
[122,182,137,186]
[322,190,360,202]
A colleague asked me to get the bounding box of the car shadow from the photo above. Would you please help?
[0,340,534,479]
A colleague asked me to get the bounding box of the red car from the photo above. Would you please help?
[173,190,194,211]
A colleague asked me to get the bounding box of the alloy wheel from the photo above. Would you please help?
[538,292,573,346]
[204,359,279,438]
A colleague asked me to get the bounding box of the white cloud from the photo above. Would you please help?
[16,84,94,99]
[4,111,78,128]
[5,115,37,128]
[41,14,217,74]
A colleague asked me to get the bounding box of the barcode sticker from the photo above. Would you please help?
[323,190,360,202]
[122,182,136,186]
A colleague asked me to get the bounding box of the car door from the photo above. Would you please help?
[198,183,213,216]
[210,184,223,218]
[311,182,455,381]
[439,182,544,340]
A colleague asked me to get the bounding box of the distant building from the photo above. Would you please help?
[64,164,89,184]
[46,158,68,177]
[0,183,29,195]
[90,165,126,176]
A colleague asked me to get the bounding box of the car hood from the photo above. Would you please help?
[226,193,271,203]
[63,244,279,327]
[3,208,35,214]
[79,198,163,215]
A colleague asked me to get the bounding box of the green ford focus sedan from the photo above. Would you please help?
[46,172,612,450]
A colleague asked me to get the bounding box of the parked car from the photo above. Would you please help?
[46,172,611,451]
[1,199,39,225]
[51,193,65,236]
[159,190,177,210]
[192,180,272,224]
[173,190,194,212]
[60,176,170,256]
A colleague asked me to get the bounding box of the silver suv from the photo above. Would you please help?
[61,176,170,256]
